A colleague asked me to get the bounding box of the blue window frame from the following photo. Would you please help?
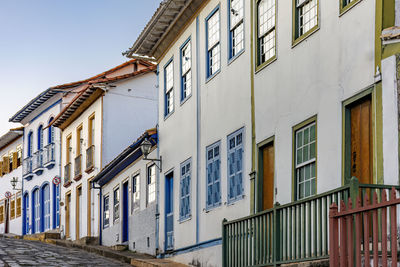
[53,183,60,228]
[27,132,33,157]
[103,195,110,228]
[37,125,43,150]
[228,0,244,60]
[23,193,29,234]
[164,58,174,117]
[48,117,54,145]
[227,128,244,203]
[179,159,191,220]
[180,38,192,102]
[206,6,221,79]
[42,184,50,231]
[32,189,40,233]
[206,142,221,209]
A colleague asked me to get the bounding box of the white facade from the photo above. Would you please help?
[100,146,158,255]
[0,134,23,235]
[59,70,157,241]
[15,94,63,235]
[155,0,252,265]
[254,0,377,205]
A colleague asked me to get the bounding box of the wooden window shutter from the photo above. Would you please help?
[3,157,9,174]
[12,152,18,170]
[16,196,21,217]
[10,199,15,219]
[0,162,3,177]
[0,205,3,224]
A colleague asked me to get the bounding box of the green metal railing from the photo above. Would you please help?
[222,177,400,267]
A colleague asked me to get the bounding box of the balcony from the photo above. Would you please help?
[221,177,399,267]
[22,157,33,180]
[85,145,95,173]
[43,143,55,169]
[74,154,82,181]
[64,163,72,187]
[32,150,44,175]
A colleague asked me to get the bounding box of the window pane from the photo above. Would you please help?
[230,0,244,28]
[207,10,220,48]
[299,0,318,36]
[165,62,173,91]
[258,0,275,37]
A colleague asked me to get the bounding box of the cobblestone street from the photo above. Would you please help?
[0,238,130,267]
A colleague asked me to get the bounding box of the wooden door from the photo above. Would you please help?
[350,98,372,184]
[76,187,82,240]
[65,193,70,238]
[262,143,275,210]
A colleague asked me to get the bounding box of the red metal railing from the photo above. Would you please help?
[329,188,400,267]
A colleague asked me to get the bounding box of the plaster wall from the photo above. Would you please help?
[156,0,252,264]
[396,0,400,26]
[254,0,376,205]
[382,55,399,185]
[23,100,62,234]
[101,149,157,255]
[60,97,102,240]
[0,137,23,235]
[102,72,157,167]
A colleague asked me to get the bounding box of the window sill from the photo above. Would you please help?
[227,194,245,206]
[255,56,277,74]
[164,110,175,121]
[180,94,192,106]
[292,25,320,48]
[205,69,221,84]
[228,49,245,66]
[339,0,362,17]
[204,203,222,213]
[178,215,192,224]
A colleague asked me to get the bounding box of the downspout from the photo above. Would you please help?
[155,65,160,255]
[99,187,102,246]
[58,103,62,231]
[195,16,201,244]
[22,128,25,235]
[250,0,257,214]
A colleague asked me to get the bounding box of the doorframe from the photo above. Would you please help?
[164,169,174,251]
[121,178,129,243]
[87,177,94,237]
[65,191,71,238]
[342,87,376,185]
[256,136,275,213]
[76,184,82,240]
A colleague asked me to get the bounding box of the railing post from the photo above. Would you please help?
[222,218,227,267]
[273,203,281,266]
[329,203,339,267]
[349,176,359,208]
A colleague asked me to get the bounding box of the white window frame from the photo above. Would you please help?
[229,0,245,59]
[164,59,174,117]
[103,195,110,229]
[206,7,221,79]
[295,122,317,200]
[147,164,156,205]
[132,173,140,213]
[180,39,192,102]
[113,187,120,223]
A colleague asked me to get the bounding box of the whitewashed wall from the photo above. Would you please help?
[101,148,157,255]
[382,55,399,185]
[102,72,158,167]
[157,0,252,265]
[0,137,23,235]
[254,0,376,206]
[22,99,62,234]
[60,97,102,240]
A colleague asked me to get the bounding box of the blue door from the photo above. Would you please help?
[122,181,129,243]
[23,193,29,235]
[165,173,174,250]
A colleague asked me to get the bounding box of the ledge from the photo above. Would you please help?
[85,166,94,174]
[63,181,72,188]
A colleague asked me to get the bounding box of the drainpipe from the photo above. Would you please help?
[155,64,160,255]
[99,187,102,246]
[195,16,201,244]
[22,128,25,235]
[250,0,257,214]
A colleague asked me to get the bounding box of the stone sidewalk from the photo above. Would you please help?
[0,237,130,267]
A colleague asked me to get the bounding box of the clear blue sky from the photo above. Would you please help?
[0,0,161,136]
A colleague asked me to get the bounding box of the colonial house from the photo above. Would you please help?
[0,128,23,235]
[50,59,157,242]
[126,0,252,265]
[10,89,65,236]
[92,128,158,255]
[126,0,400,266]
